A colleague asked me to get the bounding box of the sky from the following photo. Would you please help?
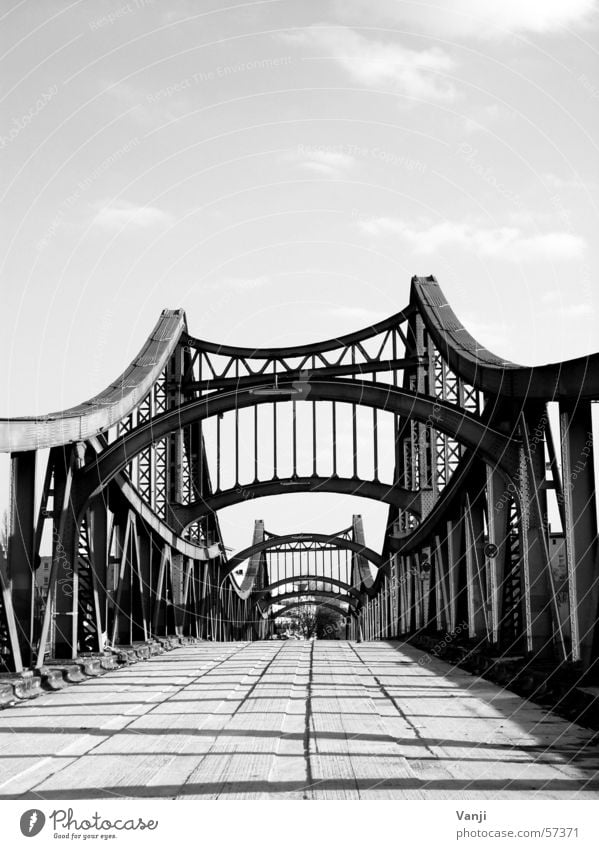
[0,0,598,556]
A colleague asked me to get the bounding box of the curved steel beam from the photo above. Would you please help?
[185,307,411,358]
[257,574,361,601]
[412,276,599,400]
[82,380,518,500]
[223,532,382,576]
[0,310,186,452]
[272,601,357,620]
[171,476,421,530]
[265,589,359,609]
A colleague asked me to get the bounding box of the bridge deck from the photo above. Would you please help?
[1,642,597,800]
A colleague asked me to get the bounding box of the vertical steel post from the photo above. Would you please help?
[485,467,510,645]
[560,401,598,670]
[518,408,553,658]
[464,495,487,639]
[9,450,36,666]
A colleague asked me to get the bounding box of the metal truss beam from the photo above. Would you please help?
[170,476,421,529]
[184,358,419,393]
[272,601,357,620]
[265,589,359,610]
[224,532,383,576]
[257,574,361,602]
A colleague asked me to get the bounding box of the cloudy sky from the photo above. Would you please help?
[1,0,597,554]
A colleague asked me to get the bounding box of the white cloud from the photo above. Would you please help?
[94,201,174,230]
[286,148,357,177]
[359,217,586,261]
[284,26,456,102]
[335,0,597,39]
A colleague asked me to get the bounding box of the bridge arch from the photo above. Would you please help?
[272,601,357,620]
[257,574,361,602]
[83,379,518,502]
[264,589,359,610]
[170,476,421,530]
[4,274,597,677]
[224,532,383,578]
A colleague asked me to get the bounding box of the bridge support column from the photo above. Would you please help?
[8,450,36,668]
[432,535,448,633]
[446,518,463,633]
[357,595,366,642]
[464,495,487,641]
[384,580,390,637]
[560,401,598,673]
[518,409,554,659]
[111,512,147,645]
[405,554,415,632]
[136,522,152,642]
[415,555,426,632]
[389,556,398,637]
[485,468,509,645]
[45,446,81,662]
[112,517,132,646]
[88,496,109,652]
[171,552,185,637]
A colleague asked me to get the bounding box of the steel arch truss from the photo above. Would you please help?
[230,519,382,610]
[271,601,358,621]
[1,276,597,679]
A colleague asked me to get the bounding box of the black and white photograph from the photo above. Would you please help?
[0,0,598,843]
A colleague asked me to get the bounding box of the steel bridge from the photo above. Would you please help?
[1,275,598,689]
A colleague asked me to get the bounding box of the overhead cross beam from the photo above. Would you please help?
[272,601,357,620]
[257,574,362,602]
[264,589,359,610]
[224,532,383,576]
[170,476,421,530]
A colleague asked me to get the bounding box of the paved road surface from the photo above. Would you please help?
[1,641,597,800]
